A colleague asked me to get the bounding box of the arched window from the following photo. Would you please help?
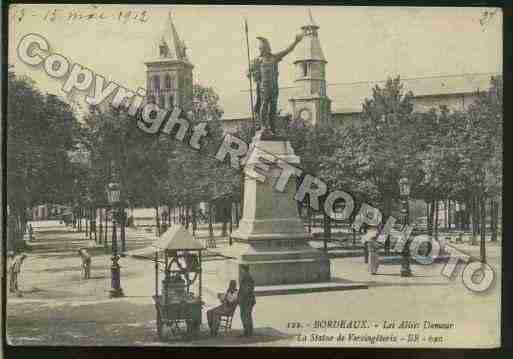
[169,95,174,107]
[302,62,308,77]
[159,95,165,109]
[159,44,168,57]
[165,74,172,89]
[153,75,160,91]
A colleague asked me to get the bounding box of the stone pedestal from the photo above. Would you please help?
[232,132,330,286]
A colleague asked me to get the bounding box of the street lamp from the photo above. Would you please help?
[399,176,413,277]
[107,181,124,298]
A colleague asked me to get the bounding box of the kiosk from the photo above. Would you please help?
[151,225,204,339]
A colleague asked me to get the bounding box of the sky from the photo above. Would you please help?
[9,4,502,112]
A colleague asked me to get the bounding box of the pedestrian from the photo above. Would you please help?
[238,264,256,337]
[365,227,380,275]
[207,280,238,336]
[7,251,15,293]
[10,253,27,295]
[78,248,92,279]
[27,224,34,241]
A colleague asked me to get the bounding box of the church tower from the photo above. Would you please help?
[145,13,193,112]
[289,10,331,126]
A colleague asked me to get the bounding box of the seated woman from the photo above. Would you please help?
[207,280,238,336]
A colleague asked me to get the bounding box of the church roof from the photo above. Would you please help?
[294,10,326,63]
[220,73,496,120]
[146,12,191,65]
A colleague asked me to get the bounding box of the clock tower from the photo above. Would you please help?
[145,12,193,112]
[289,10,331,126]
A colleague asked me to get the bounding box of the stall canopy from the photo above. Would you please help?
[128,225,204,260]
[153,225,204,250]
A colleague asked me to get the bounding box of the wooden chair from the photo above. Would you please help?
[217,305,237,334]
[207,237,217,249]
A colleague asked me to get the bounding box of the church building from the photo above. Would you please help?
[288,11,332,126]
[145,13,194,113]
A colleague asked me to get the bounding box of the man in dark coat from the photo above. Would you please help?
[238,264,256,337]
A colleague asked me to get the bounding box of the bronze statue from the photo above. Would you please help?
[248,33,304,137]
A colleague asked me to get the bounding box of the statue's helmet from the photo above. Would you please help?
[256,37,271,54]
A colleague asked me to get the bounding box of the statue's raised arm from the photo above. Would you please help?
[275,33,304,62]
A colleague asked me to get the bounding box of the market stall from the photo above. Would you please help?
[145,225,205,340]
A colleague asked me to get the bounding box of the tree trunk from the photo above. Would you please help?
[104,209,109,247]
[229,202,233,235]
[99,209,103,244]
[222,199,229,237]
[155,207,160,236]
[434,200,439,241]
[428,200,435,236]
[323,212,331,253]
[491,199,498,242]
[188,206,191,228]
[480,196,486,262]
[308,206,312,234]
[475,197,481,235]
[121,208,126,252]
[192,204,197,236]
[235,202,240,227]
[79,208,82,232]
[221,202,228,237]
[444,200,448,230]
[471,197,478,245]
[465,200,471,231]
[240,171,244,219]
[208,202,214,237]
[89,207,93,240]
[94,208,98,242]
[448,200,452,230]
[383,192,392,223]
[85,208,89,238]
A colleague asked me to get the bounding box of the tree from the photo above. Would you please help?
[7,69,81,248]
[457,76,502,256]
[84,83,236,237]
[320,76,421,222]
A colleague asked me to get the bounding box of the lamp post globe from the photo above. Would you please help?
[107,182,120,205]
[399,177,410,197]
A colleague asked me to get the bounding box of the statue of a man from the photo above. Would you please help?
[248,33,304,136]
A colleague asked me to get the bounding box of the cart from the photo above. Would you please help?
[151,225,205,340]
